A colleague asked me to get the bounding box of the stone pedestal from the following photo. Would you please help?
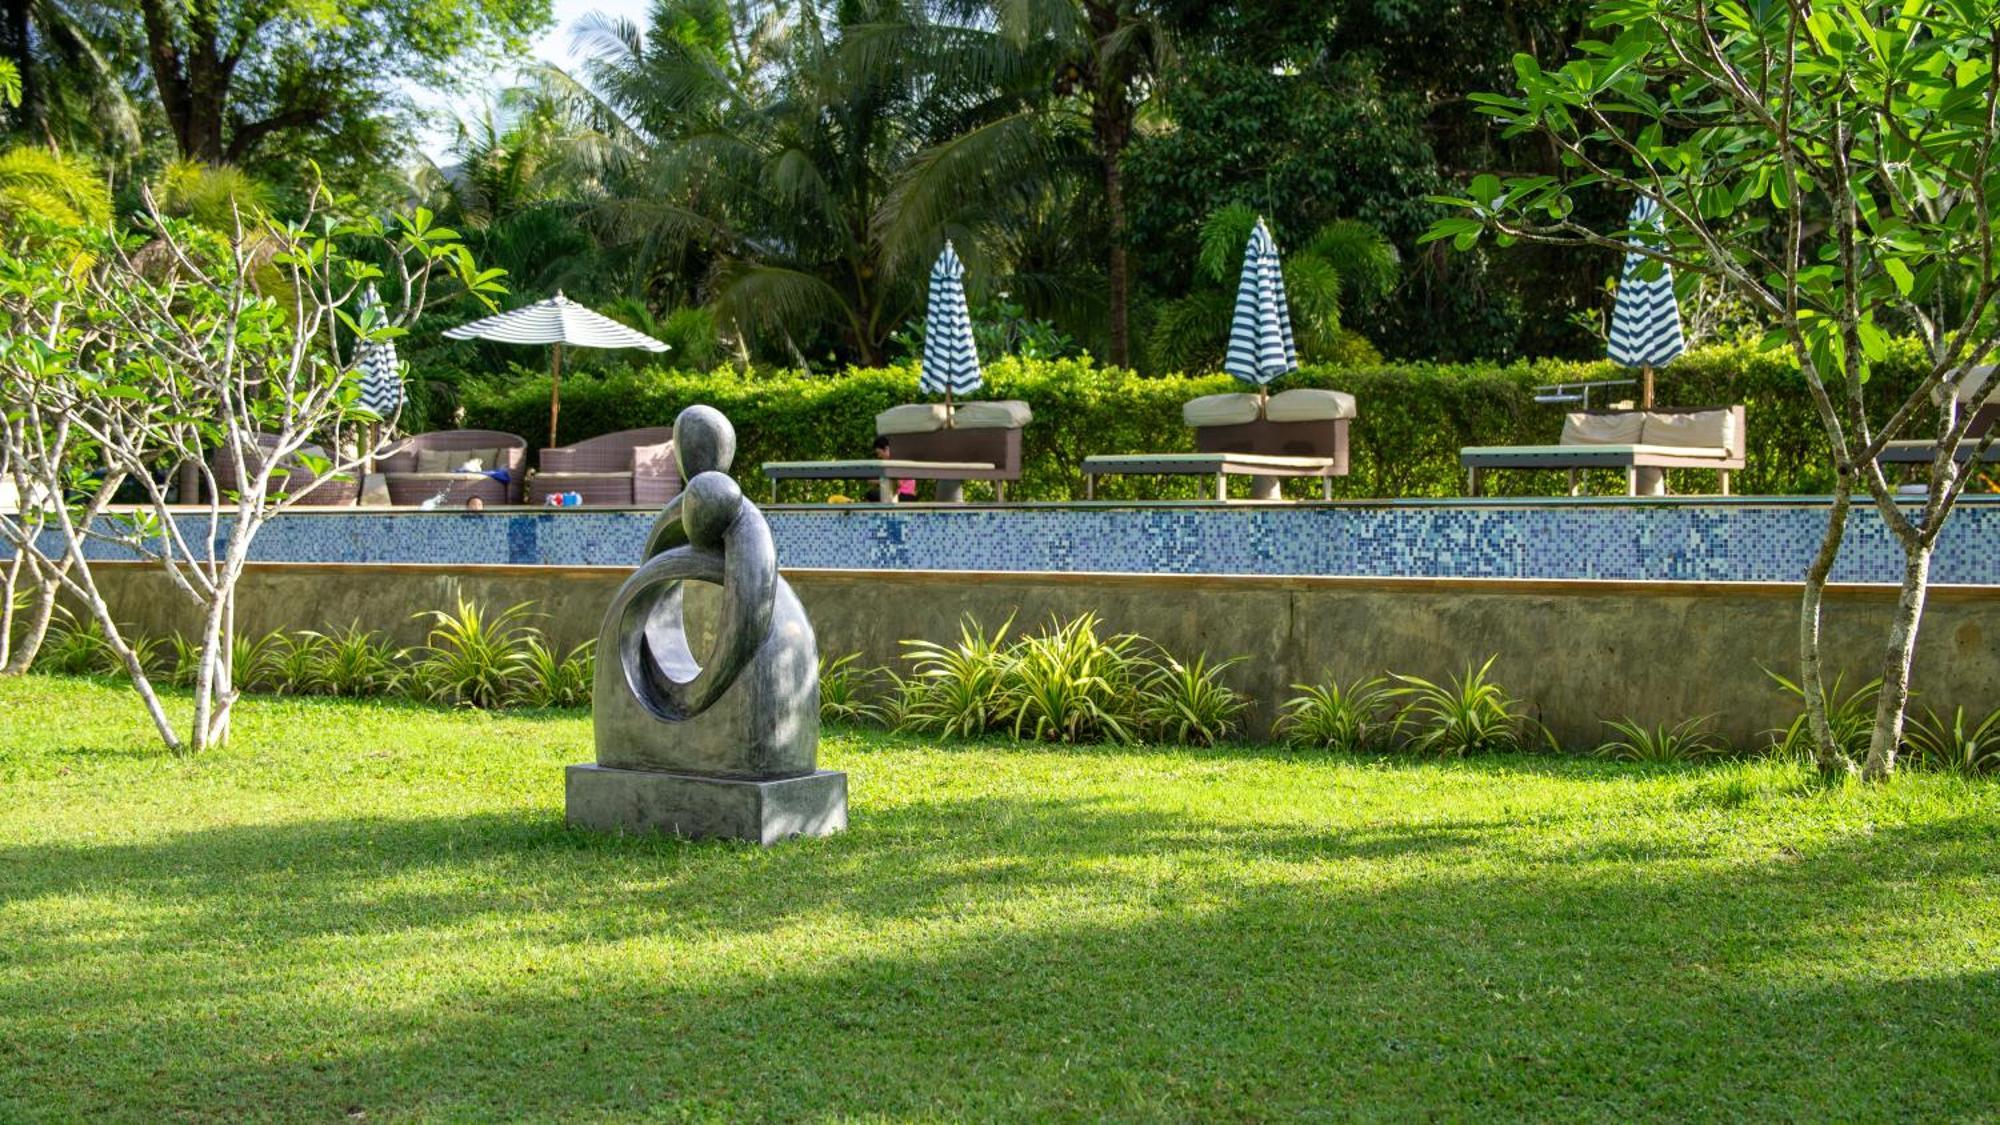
[565,763,847,845]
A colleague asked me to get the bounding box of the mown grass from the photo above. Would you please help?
[2,674,1997,1121]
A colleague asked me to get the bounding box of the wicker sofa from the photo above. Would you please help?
[529,426,682,507]
[377,429,528,506]
[208,434,358,506]
[763,401,1032,503]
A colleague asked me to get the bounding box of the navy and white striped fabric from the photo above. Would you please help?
[1224,219,1298,387]
[920,242,982,397]
[1608,196,1685,369]
[354,284,404,420]
[442,291,670,352]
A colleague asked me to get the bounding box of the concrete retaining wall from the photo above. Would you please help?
[79,562,1998,749]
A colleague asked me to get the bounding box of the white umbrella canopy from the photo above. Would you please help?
[443,291,669,447]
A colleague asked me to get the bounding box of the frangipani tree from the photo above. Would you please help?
[0,192,503,753]
[1426,0,2000,779]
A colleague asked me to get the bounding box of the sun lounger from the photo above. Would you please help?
[1460,406,1745,496]
[1081,388,1354,501]
[762,401,1031,502]
[1878,402,2000,469]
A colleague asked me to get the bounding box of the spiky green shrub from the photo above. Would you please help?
[817,652,884,725]
[35,609,119,675]
[1137,652,1248,747]
[1903,706,2000,777]
[1277,675,1391,752]
[1767,671,1881,762]
[253,631,331,696]
[1002,614,1144,744]
[899,615,1014,737]
[507,637,594,709]
[408,597,539,708]
[1386,657,1545,756]
[1593,716,1727,764]
[303,624,406,698]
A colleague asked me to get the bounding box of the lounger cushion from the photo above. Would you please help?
[1264,388,1358,422]
[1560,411,1646,446]
[631,441,674,474]
[876,403,949,435]
[1641,408,1735,451]
[1183,393,1263,427]
[950,399,1033,430]
[1952,363,1996,406]
[415,447,495,474]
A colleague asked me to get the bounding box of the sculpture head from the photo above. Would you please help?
[680,471,742,550]
[674,405,737,481]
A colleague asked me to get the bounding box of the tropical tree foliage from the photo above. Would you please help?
[1429,0,2000,779]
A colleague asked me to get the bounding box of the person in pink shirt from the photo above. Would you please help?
[865,435,918,502]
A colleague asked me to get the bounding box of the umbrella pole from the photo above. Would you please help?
[1641,364,1655,409]
[945,386,955,428]
[550,343,564,449]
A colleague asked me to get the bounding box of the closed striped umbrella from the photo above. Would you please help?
[1224,218,1298,400]
[354,284,404,422]
[443,291,670,447]
[1608,195,1685,407]
[920,242,982,411]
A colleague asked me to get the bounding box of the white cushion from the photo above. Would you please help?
[1183,393,1262,427]
[1561,412,1646,446]
[1264,388,1357,422]
[950,399,1033,430]
[1953,364,1996,406]
[875,403,948,435]
[1642,408,1735,451]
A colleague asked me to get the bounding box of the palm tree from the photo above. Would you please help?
[1148,204,1399,374]
[0,143,108,227]
[581,0,1024,367]
[873,0,1170,368]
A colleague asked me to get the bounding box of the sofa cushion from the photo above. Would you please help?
[1183,393,1263,428]
[1561,412,1646,446]
[876,403,949,435]
[415,447,495,474]
[1264,388,1358,422]
[631,441,675,475]
[950,399,1033,430]
[1641,408,1735,451]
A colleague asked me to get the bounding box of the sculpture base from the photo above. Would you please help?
[565,763,847,845]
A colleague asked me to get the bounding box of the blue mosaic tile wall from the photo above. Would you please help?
[51,498,2000,584]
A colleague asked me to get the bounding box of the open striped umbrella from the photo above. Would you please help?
[354,284,404,423]
[1224,218,1298,405]
[443,291,669,447]
[920,242,982,416]
[1608,195,1685,408]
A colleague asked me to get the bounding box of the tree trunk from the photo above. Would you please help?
[1798,475,1855,777]
[1099,132,1131,369]
[135,0,228,163]
[2,553,63,675]
[1863,541,1931,780]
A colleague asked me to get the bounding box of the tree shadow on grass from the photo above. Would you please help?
[1,791,1996,1118]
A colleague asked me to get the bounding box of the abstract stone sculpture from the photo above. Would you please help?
[565,405,846,844]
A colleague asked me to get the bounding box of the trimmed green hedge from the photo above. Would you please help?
[455,342,1931,500]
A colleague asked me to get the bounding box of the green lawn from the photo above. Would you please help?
[2,676,1997,1121]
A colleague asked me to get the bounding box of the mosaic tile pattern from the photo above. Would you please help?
[53,499,2000,584]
